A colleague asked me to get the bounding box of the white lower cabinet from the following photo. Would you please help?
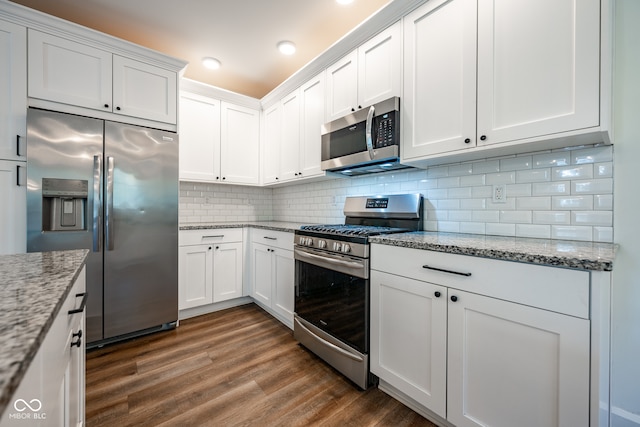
[371,244,592,427]
[178,229,243,311]
[0,160,26,254]
[1,266,86,427]
[250,229,294,328]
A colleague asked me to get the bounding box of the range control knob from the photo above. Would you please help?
[306,238,313,246]
[333,242,342,252]
[341,244,351,253]
[318,240,327,249]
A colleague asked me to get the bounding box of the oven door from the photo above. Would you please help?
[294,246,369,354]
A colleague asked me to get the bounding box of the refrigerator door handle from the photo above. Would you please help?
[106,156,115,251]
[92,155,102,252]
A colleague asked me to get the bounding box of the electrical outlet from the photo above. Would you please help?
[492,184,507,203]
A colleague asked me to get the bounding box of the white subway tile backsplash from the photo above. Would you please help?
[552,226,593,242]
[516,168,551,183]
[572,145,613,165]
[500,156,532,171]
[595,194,613,210]
[532,151,571,168]
[572,178,613,195]
[516,224,551,239]
[181,144,613,243]
[516,196,551,210]
[552,164,594,181]
[532,211,571,225]
[552,195,594,210]
[572,211,613,227]
[532,182,570,196]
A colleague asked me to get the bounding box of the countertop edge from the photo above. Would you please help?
[0,249,89,417]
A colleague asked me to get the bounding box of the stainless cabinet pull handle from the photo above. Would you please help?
[422,265,472,277]
[202,235,224,239]
[263,236,277,240]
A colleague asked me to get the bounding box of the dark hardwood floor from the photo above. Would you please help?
[86,303,436,427]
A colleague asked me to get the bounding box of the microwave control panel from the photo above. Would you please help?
[375,113,396,148]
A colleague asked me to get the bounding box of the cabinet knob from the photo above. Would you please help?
[208,246,212,250]
[104,104,109,108]
[215,246,219,250]
[434,291,441,298]
[276,177,279,180]
[480,135,487,141]
[464,138,471,144]
[116,106,121,111]
[351,108,355,112]
[222,177,226,180]
[216,177,220,180]
[450,295,458,302]
[358,105,362,109]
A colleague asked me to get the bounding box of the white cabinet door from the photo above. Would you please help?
[179,92,221,182]
[212,241,243,302]
[370,270,447,418]
[112,55,177,124]
[357,21,401,108]
[299,73,326,178]
[66,270,86,427]
[447,289,590,427]
[262,103,281,184]
[279,90,301,181]
[251,242,272,307]
[272,248,294,324]
[0,160,25,254]
[402,0,477,160]
[0,19,26,162]
[28,30,112,112]
[178,244,213,309]
[220,102,260,184]
[325,50,358,121]
[476,0,600,146]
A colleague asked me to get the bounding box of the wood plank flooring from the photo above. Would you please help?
[86,303,436,427]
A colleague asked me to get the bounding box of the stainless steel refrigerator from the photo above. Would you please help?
[26,108,178,346]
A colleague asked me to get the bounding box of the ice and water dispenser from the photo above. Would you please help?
[41,178,88,231]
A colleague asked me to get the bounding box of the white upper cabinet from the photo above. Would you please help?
[476,0,600,146]
[402,0,477,159]
[402,0,602,162]
[179,92,221,182]
[220,102,260,185]
[112,55,177,124]
[261,102,281,184]
[326,21,401,121]
[261,72,329,185]
[0,19,26,162]
[279,89,302,182]
[299,73,326,178]
[28,29,178,125]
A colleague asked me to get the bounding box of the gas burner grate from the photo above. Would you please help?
[300,224,409,237]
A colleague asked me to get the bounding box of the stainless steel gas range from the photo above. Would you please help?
[293,194,423,389]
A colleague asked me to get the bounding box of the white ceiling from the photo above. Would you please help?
[9,0,391,99]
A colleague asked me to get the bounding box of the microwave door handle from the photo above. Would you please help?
[365,105,375,160]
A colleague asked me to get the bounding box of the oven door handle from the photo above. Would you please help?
[295,248,364,270]
[294,318,364,362]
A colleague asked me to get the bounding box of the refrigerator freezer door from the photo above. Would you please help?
[26,108,105,342]
[103,122,178,339]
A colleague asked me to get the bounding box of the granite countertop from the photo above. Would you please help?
[370,232,616,271]
[179,221,309,233]
[0,249,89,416]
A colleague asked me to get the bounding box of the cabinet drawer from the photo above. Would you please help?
[179,228,243,246]
[250,228,293,250]
[371,244,589,318]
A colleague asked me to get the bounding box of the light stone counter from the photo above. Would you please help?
[179,221,310,233]
[0,249,88,415]
[370,232,616,271]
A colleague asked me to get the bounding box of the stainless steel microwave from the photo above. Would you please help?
[321,97,408,176]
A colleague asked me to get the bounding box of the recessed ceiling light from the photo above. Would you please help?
[277,41,296,55]
[336,0,354,4]
[202,57,221,70]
